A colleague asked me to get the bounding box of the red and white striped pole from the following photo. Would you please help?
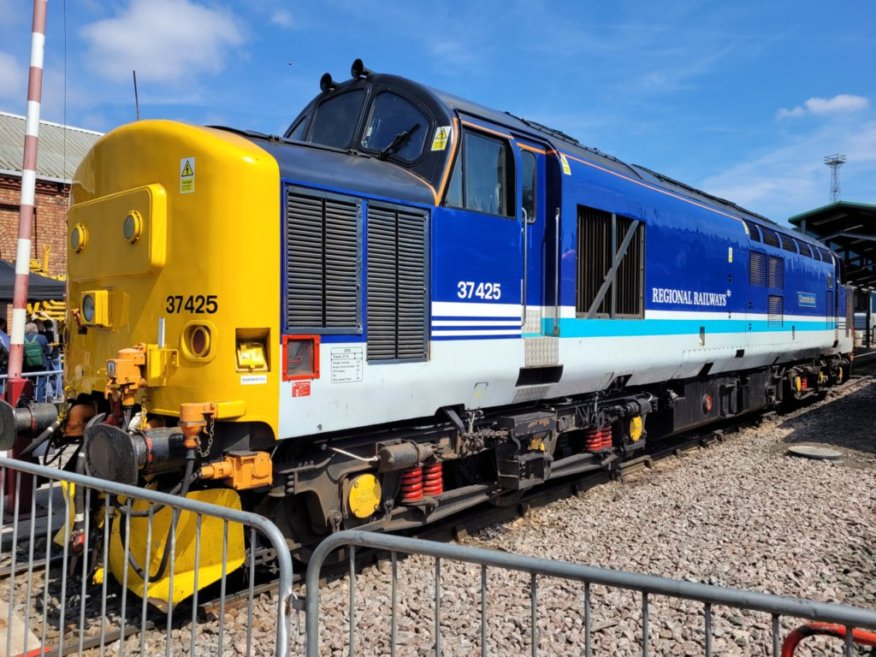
[5,0,48,406]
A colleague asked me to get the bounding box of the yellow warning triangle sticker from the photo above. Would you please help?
[181,160,194,177]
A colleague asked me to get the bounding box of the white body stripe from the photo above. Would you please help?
[432,301,521,317]
[278,322,841,439]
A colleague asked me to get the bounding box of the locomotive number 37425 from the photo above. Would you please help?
[457,281,502,300]
[165,295,218,314]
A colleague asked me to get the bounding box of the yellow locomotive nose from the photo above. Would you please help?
[67,120,282,438]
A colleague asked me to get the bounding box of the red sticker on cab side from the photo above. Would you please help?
[292,381,311,397]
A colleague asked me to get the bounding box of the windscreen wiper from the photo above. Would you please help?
[378,123,421,160]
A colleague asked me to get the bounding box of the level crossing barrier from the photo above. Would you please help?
[0,456,295,657]
[305,529,876,657]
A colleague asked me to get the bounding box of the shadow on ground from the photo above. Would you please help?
[779,376,876,457]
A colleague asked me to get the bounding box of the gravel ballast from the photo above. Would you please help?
[4,375,875,656]
[299,375,876,657]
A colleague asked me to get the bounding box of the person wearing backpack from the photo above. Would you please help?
[24,322,50,401]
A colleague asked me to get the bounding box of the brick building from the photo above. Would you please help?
[0,111,102,277]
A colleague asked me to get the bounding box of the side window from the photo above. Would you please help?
[360,92,429,162]
[576,206,644,319]
[310,89,366,149]
[521,151,536,223]
[444,130,514,217]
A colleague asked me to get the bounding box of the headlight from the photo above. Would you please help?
[71,224,88,252]
[123,211,142,243]
[82,293,96,323]
[79,290,110,326]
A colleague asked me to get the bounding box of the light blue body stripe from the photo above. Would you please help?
[549,318,834,338]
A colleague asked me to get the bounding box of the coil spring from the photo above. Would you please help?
[399,466,424,503]
[422,462,444,496]
[585,427,612,452]
[800,377,809,391]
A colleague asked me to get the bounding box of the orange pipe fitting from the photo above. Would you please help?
[178,402,217,449]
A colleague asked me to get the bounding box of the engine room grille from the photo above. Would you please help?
[366,203,429,361]
[285,188,361,332]
[749,251,767,286]
[767,255,784,289]
[779,233,797,253]
[576,206,644,318]
[768,295,783,326]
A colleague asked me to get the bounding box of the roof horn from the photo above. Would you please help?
[320,72,336,93]
[351,58,373,79]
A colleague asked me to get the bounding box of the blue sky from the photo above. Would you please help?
[0,0,873,223]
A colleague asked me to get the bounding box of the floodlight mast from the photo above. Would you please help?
[824,154,847,203]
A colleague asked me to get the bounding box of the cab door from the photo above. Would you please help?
[517,142,562,391]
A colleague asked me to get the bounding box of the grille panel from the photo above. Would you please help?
[367,203,428,361]
[768,255,784,289]
[749,251,767,286]
[768,295,783,326]
[285,189,361,332]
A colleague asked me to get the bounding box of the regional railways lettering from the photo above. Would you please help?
[651,287,728,307]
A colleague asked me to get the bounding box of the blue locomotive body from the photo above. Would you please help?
[68,62,853,570]
[243,68,851,449]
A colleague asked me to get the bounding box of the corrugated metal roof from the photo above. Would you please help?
[0,111,103,183]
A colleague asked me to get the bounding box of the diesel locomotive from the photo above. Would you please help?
[2,60,853,604]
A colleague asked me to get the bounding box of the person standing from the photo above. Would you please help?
[23,321,50,401]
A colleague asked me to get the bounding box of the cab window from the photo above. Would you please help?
[287,115,310,141]
[310,89,366,149]
[445,130,514,217]
[360,92,429,161]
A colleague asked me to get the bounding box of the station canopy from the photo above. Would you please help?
[789,201,876,289]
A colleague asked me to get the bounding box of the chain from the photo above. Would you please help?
[198,416,215,457]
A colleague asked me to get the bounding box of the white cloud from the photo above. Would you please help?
[700,117,876,220]
[80,0,245,84]
[0,52,23,102]
[270,9,294,29]
[777,94,869,120]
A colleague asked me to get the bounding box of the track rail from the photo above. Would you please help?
[2,366,872,656]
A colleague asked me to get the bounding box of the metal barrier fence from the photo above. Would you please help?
[0,456,295,657]
[305,530,876,657]
[0,369,64,403]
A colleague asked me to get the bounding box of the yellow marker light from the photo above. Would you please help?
[71,223,88,252]
[629,416,644,442]
[80,290,110,326]
[348,474,382,519]
[123,211,143,243]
